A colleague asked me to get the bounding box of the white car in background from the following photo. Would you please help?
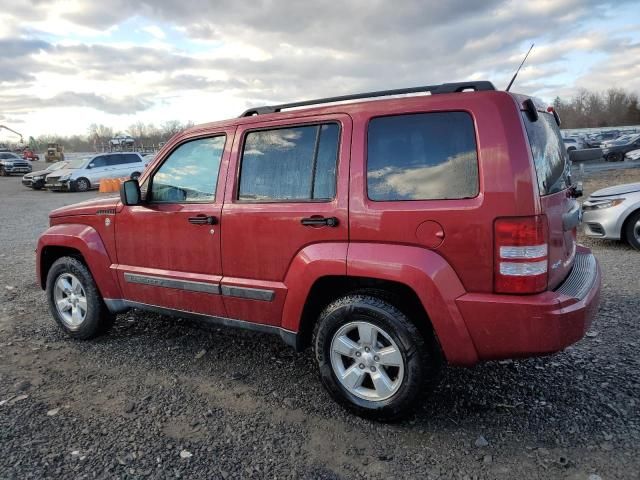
[625,148,640,161]
[563,137,584,152]
[44,152,147,192]
[583,182,640,250]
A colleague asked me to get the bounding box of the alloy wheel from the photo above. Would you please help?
[330,321,405,401]
[53,273,88,330]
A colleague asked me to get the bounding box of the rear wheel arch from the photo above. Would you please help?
[297,276,441,355]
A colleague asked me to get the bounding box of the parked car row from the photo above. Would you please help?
[562,129,640,162]
[15,152,152,192]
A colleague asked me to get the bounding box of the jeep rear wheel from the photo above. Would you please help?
[46,256,114,339]
[313,294,441,421]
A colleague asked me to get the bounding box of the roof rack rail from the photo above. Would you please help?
[240,81,496,117]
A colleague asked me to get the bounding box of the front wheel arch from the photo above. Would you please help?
[40,246,86,289]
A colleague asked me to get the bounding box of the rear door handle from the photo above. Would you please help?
[188,215,218,225]
[301,216,339,227]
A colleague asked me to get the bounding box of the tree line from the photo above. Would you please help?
[32,120,195,152]
[23,87,640,151]
[553,88,640,129]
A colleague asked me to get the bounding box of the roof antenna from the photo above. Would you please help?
[506,43,534,92]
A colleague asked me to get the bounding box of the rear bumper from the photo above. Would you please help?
[456,247,601,361]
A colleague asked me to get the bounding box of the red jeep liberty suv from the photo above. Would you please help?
[36,81,601,420]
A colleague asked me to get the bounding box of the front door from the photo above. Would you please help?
[220,115,351,325]
[115,129,233,317]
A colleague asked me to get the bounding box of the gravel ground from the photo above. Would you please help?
[1,167,639,480]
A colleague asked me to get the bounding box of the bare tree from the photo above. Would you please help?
[554,87,640,129]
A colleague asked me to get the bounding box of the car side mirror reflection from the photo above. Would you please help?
[120,179,141,206]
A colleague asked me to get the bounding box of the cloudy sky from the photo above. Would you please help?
[1,0,639,138]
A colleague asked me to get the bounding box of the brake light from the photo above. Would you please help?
[494,216,548,294]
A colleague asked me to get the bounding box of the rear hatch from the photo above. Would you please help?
[521,107,577,290]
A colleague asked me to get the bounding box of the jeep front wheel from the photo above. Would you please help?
[313,294,441,421]
[46,256,114,339]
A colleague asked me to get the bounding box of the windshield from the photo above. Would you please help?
[522,111,570,196]
[0,153,19,160]
[67,157,90,169]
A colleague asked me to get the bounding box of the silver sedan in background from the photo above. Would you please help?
[583,182,640,250]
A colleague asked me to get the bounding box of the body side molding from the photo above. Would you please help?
[103,299,297,348]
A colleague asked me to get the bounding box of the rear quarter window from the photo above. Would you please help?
[522,112,570,196]
[367,112,479,201]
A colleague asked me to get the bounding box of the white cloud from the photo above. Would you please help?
[141,25,166,39]
[0,0,637,136]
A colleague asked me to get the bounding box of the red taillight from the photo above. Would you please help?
[494,215,548,294]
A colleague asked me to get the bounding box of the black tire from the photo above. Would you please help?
[46,256,115,339]
[623,210,640,251]
[0,166,7,176]
[313,294,442,421]
[130,171,141,180]
[606,152,623,162]
[75,177,90,192]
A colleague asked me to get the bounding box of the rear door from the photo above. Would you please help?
[220,114,350,326]
[113,153,143,178]
[521,110,576,289]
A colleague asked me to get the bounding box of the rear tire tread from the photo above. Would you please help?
[312,294,441,421]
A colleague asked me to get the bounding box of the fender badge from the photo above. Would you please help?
[105,217,111,227]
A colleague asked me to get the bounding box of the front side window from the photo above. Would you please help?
[150,136,225,203]
[367,112,479,201]
[239,123,339,201]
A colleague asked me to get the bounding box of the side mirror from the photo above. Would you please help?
[120,179,141,206]
[88,163,95,169]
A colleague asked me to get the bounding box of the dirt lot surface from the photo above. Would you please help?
[1,167,639,479]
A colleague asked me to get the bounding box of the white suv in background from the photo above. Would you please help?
[45,152,147,191]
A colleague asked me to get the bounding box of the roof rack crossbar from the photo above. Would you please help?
[240,81,496,117]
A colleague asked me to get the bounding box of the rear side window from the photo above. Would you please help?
[522,112,570,195]
[123,153,141,164]
[367,112,478,201]
[107,155,126,166]
[239,123,339,201]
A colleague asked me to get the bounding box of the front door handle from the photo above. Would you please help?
[188,215,217,225]
[301,216,339,227]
